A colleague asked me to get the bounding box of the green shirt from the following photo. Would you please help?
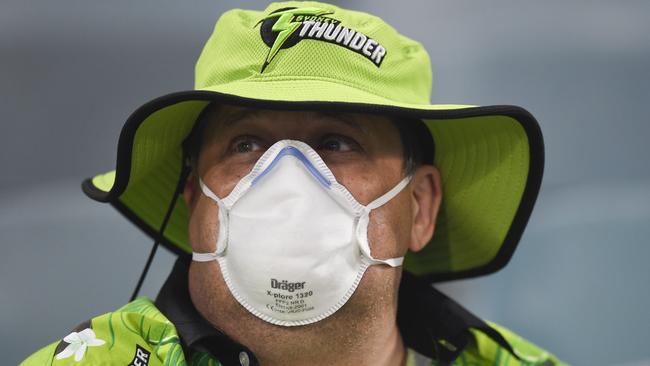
[21,258,565,365]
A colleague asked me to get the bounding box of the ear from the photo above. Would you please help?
[183,171,198,210]
[409,165,442,253]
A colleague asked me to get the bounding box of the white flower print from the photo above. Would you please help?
[55,328,106,362]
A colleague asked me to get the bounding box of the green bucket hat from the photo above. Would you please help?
[83,1,544,282]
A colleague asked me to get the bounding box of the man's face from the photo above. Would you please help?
[188,104,414,258]
[182,104,441,360]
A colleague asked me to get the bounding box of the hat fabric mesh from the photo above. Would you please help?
[196,2,431,105]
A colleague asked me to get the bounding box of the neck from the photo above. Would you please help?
[190,264,406,366]
[241,268,405,365]
[256,313,406,366]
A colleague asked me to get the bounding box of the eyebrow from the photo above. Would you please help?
[318,111,369,135]
[217,108,264,128]
[217,108,369,135]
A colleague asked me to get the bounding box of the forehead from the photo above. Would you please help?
[197,104,400,142]
[202,104,390,129]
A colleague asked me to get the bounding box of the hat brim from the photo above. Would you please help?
[83,80,543,282]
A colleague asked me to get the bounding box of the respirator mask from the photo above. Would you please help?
[192,139,410,326]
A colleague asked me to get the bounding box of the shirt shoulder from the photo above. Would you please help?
[407,321,565,366]
[20,297,195,366]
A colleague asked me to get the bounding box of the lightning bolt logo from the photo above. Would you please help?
[258,7,330,72]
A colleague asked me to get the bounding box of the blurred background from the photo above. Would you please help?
[1,0,649,364]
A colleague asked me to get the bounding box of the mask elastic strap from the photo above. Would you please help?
[192,251,219,262]
[370,256,404,267]
[199,177,222,204]
[360,175,412,268]
[192,178,227,262]
[366,175,412,211]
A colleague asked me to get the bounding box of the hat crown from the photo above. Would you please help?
[195,1,432,105]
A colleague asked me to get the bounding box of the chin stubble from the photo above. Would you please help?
[189,262,400,365]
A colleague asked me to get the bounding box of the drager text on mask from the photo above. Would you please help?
[271,279,306,292]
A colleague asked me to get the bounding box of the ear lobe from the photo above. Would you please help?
[409,165,442,253]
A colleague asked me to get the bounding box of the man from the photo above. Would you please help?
[22,2,563,365]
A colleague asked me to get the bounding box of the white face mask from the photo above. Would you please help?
[192,140,411,326]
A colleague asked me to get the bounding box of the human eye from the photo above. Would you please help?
[230,135,265,154]
[317,134,360,153]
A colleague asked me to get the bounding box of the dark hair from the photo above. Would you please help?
[183,102,219,168]
[391,116,435,175]
[183,104,435,175]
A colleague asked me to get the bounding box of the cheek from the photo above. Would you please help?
[187,195,221,253]
[365,193,412,259]
[334,168,383,206]
[330,155,404,206]
[206,165,249,197]
[189,164,252,252]
[189,261,246,329]
[348,174,378,204]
